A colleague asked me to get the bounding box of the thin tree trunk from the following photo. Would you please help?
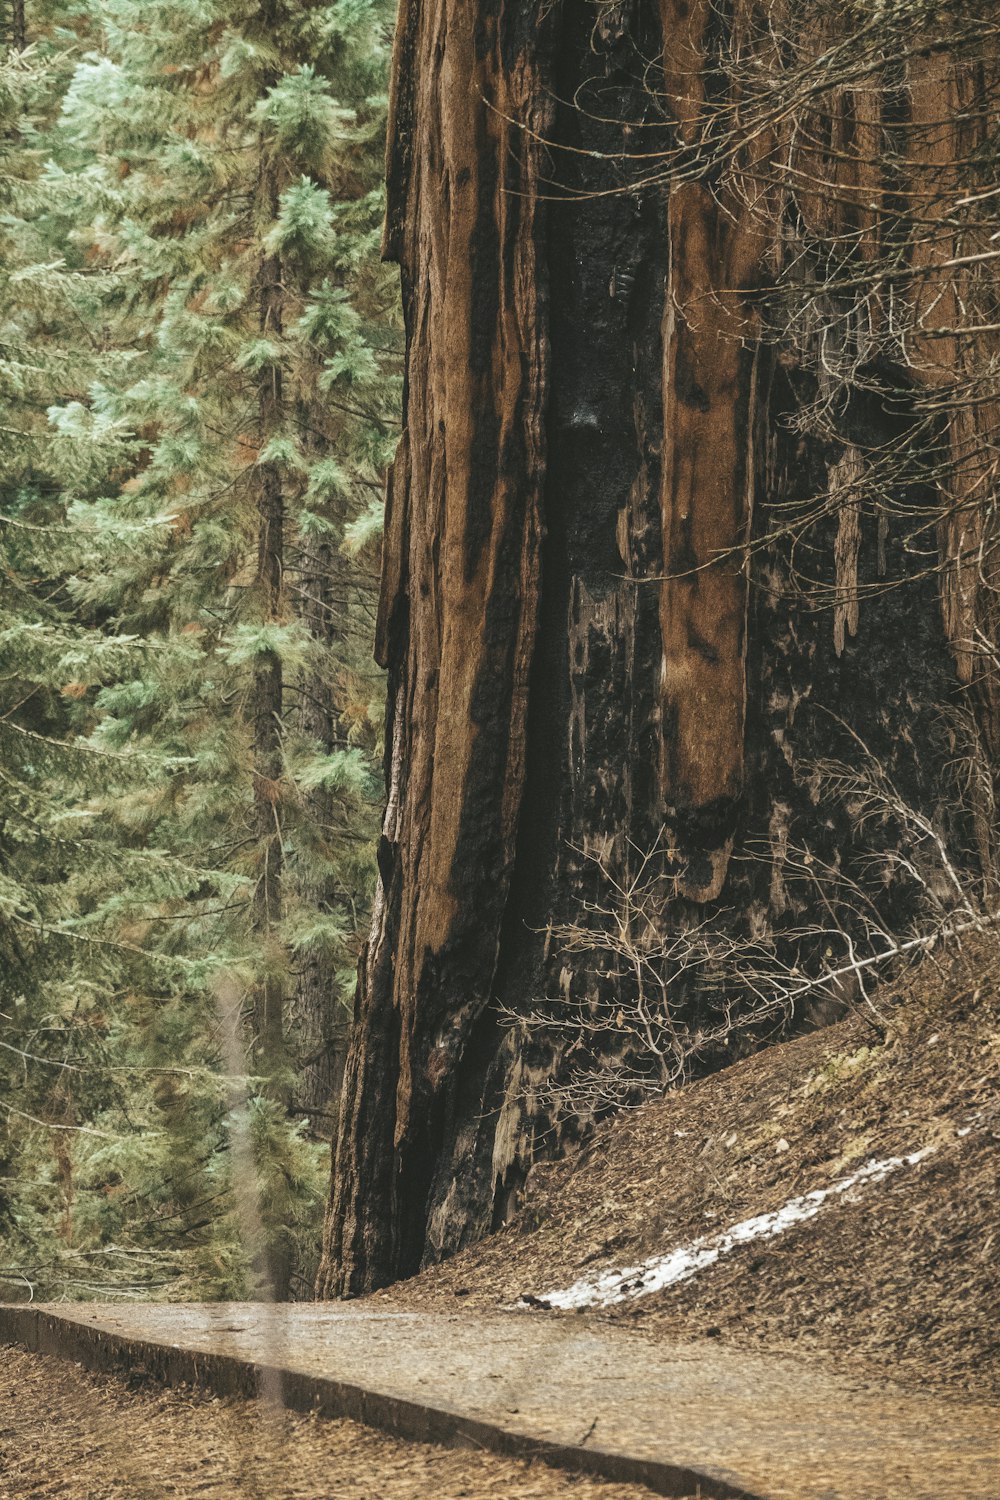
[250,0,287,1101]
[291,527,348,1137]
[252,237,286,1089]
[251,175,292,1295]
[10,0,25,51]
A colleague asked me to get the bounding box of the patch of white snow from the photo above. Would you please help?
[528,1149,934,1312]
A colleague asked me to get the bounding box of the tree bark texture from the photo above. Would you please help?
[318,0,995,1296]
[251,232,287,1088]
[251,151,293,1298]
[290,528,351,1138]
[10,0,25,51]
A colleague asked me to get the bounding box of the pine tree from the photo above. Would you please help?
[0,4,137,1289]
[62,0,397,1296]
[1,0,397,1301]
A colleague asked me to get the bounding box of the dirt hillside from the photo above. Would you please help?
[376,939,999,1401]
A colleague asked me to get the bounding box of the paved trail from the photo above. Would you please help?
[1,1303,997,1500]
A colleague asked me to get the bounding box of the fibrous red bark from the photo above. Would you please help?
[318,0,994,1297]
[319,0,556,1291]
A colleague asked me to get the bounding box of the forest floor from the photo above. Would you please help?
[4,1298,997,1500]
[4,941,997,1499]
[0,1344,663,1500]
[376,936,1000,1403]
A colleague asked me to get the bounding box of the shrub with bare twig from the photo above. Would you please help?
[509,720,997,1117]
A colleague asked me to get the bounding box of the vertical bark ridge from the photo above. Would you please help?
[657,0,767,901]
[319,1,556,1295]
[908,48,1000,755]
[252,238,287,1086]
[320,0,993,1298]
[420,5,675,1263]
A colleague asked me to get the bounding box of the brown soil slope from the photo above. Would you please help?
[377,941,999,1401]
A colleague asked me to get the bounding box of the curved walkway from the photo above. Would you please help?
[1,1303,996,1499]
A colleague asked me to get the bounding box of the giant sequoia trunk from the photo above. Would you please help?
[318,0,997,1296]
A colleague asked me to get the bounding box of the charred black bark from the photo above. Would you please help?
[419,4,675,1263]
[317,0,986,1298]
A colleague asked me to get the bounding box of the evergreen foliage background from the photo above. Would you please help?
[0,0,398,1301]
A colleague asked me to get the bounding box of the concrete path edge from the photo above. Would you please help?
[0,1305,762,1500]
